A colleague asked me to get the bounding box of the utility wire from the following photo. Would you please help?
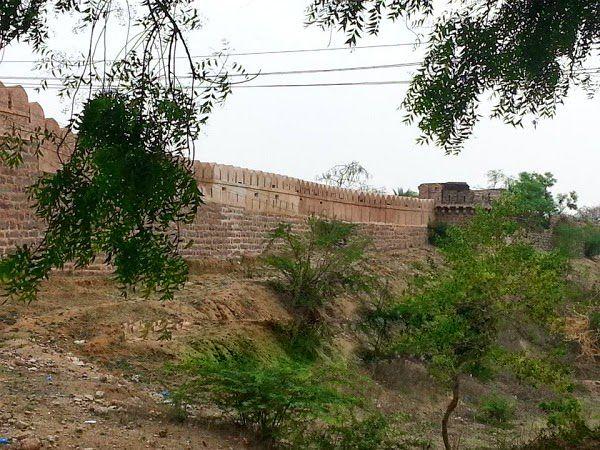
[0,41,424,64]
[1,80,414,90]
[0,61,422,82]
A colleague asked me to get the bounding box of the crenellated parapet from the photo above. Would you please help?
[0,81,434,259]
[0,82,74,173]
[194,161,434,227]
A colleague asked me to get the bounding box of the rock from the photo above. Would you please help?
[90,405,110,416]
[74,340,86,345]
[16,420,30,430]
[94,390,105,399]
[84,394,94,402]
[19,437,42,450]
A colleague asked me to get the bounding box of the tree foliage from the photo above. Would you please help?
[365,172,572,449]
[307,1,600,153]
[0,1,249,301]
[264,218,371,313]
[317,161,385,194]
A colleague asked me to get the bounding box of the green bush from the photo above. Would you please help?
[475,394,515,426]
[539,397,585,430]
[582,225,600,257]
[173,355,357,442]
[270,319,327,362]
[554,222,600,258]
[359,280,398,361]
[264,218,371,313]
[589,311,600,335]
[427,221,449,246]
[302,412,394,450]
[516,424,599,449]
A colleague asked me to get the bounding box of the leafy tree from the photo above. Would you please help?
[317,161,385,194]
[264,218,371,318]
[0,1,248,301]
[371,174,572,449]
[392,187,418,197]
[486,169,508,189]
[306,1,600,153]
[578,205,600,223]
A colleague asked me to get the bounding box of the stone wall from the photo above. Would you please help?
[0,82,73,256]
[419,182,503,225]
[0,82,434,259]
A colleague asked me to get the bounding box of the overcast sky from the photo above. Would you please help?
[1,1,598,205]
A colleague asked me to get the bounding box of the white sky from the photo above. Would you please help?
[1,0,598,205]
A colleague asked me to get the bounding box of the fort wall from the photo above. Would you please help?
[0,83,434,259]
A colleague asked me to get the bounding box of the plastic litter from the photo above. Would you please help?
[0,437,10,445]
[160,389,171,399]
[84,420,97,424]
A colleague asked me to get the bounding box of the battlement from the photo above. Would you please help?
[195,162,434,226]
[0,82,434,259]
[0,82,73,172]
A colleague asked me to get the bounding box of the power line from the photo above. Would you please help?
[0,80,414,90]
[0,61,422,82]
[3,69,598,91]
[0,41,424,64]
[234,80,412,88]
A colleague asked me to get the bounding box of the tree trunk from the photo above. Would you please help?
[442,376,460,450]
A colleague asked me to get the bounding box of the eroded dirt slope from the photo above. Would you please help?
[0,250,598,449]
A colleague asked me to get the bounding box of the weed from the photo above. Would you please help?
[539,397,585,430]
[475,394,515,427]
[301,412,397,450]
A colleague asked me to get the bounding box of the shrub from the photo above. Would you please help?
[539,397,585,430]
[475,394,515,426]
[590,311,600,335]
[173,355,357,442]
[554,222,600,258]
[516,424,599,449]
[427,221,449,246]
[270,319,327,362]
[302,412,394,450]
[359,280,398,361]
[264,218,371,314]
[582,225,600,257]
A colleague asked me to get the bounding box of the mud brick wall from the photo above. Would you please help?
[0,82,434,260]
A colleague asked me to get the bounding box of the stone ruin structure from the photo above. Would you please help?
[0,82,436,260]
[418,182,504,224]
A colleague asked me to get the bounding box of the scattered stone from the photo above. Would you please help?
[90,405,110,416]
[16,420,30,430]
[83,395,94,402]
[94,390,105,399]
[18,437,42,450]
[74,340,86,345]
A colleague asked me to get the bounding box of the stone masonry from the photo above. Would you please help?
[0,82,435,260]
[418,182,504,224]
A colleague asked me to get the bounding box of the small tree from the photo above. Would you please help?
[264,218,371,319]
[392,187,419,197]
[381,173,571,449]
[317,161,385,194]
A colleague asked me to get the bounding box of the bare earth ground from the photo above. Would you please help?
[0,248,598,449]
